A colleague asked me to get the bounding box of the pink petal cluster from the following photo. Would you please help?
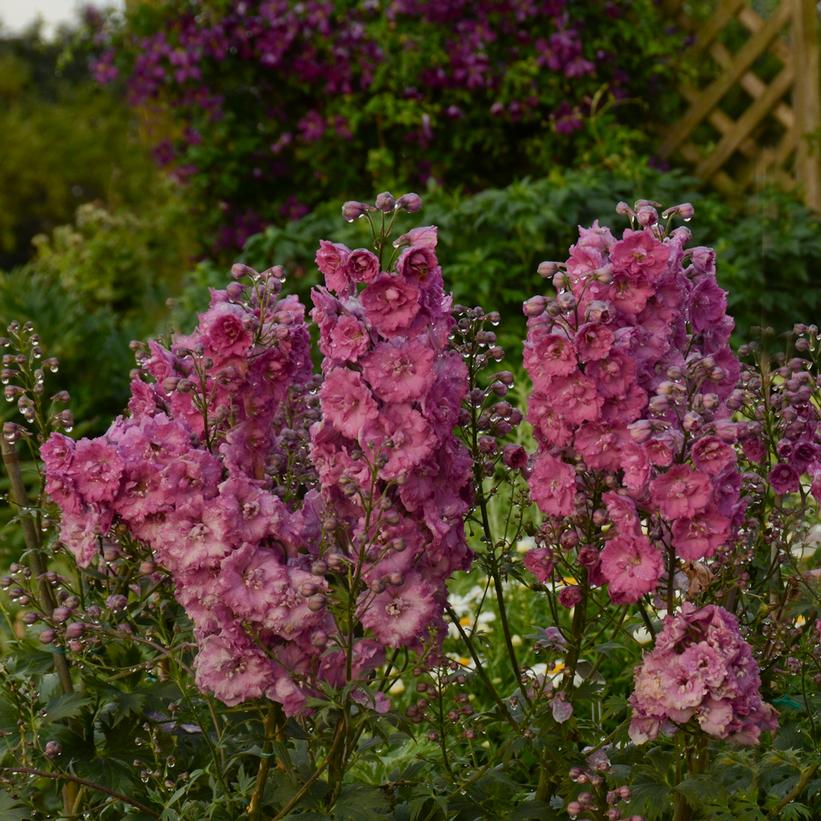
[523,206,744,602]
[629,604,777,745]
[311,224,472,652]
[42,269,333,714]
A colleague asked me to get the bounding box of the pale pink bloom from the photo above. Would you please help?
[362,338,436,402]
[530,453,576,517]
[320,367,379,439]
[651,464,711,520]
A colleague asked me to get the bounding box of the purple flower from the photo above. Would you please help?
[769,463,800,495]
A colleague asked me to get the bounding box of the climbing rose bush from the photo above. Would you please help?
[0,195,818,820]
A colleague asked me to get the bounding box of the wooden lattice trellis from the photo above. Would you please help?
[660,0,821,210]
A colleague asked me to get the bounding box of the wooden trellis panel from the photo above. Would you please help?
[659,0,821,210]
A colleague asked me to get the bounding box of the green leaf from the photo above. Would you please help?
[333,784,391,820]
[42,692,92,724]
[0,790,27,821]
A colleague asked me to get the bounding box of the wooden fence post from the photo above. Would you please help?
[792,0,821,211]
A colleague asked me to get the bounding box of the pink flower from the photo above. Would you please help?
[69,439,124,503]
[194,632,273,707]
[546,373,603,425]
[218,543,286,621]
[361,274,420,336]
[629,604,777,745]
[361,338,436,402]
[502,444,528,470]
[691,435,735,476]
[530,453,576,517]
[361,404,435,479]
[603,491,640,535]
[587,352,636,399]
[621,442,650,492]
[199,302,252,359]
[360,573,439,647]
[40,433,75,475]
[575,322,614,362]
[327,314,371,362]
[523,547,555,583]
[769,463,799,495]
[573,422,623,471]
[345,248,380,284]
[558,585,583,608]
[740,434,766,464]
[523,328,578,383]
[396,225,438,249]
[527,392,573,447]
[320,368,379,439]
[315,239,351,294]
[610,276,654,316]
[600,534,664,603]
[689,277,728,332]
[397,245,439,283]
[610,229,668,283]
[651,464,711,520]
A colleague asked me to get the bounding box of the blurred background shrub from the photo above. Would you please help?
[87,0,685,250]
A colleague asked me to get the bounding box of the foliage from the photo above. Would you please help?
[0,197,196,430]
[0,22,166,269]
[0,198,818,820]
[177,171,821,353]
[87,0,685,249]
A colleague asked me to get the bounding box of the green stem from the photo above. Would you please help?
[445,604,521,734]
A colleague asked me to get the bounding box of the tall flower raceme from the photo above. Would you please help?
[733,325,821,503]
[40,266,335,713]
[523,201,745,611]
[310,192,473,673]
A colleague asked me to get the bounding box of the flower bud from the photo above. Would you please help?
[231,263,256,280]
[374,191,396,212]
[307,594,326,612]
[106,594,128,611]
[395,192,422,213]
[523,296,547,317]
[342,201,369,221]
[44,740,62,759]
[537,260,560,278]
[65,622,85,639]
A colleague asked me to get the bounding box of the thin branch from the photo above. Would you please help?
[0,767,159,818]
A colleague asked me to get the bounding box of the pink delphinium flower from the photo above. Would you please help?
[651,464,711,520]
[361,273,421,336]
[320,368,379,439]
[529,453,576,517]
[610,229,669,283]
[671,509,730,560]
[600,534,664,603]
[523,547,555,583]
[361,338,436,403]
[629,604,777,745]
[327,314,371,362]
[42,266,325,715]
[345,248,380,284]
[360,573,439,647]
[315,239,351,294]
[68,439,124,503]
[769,463,800,495]
[523,202,745,625]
